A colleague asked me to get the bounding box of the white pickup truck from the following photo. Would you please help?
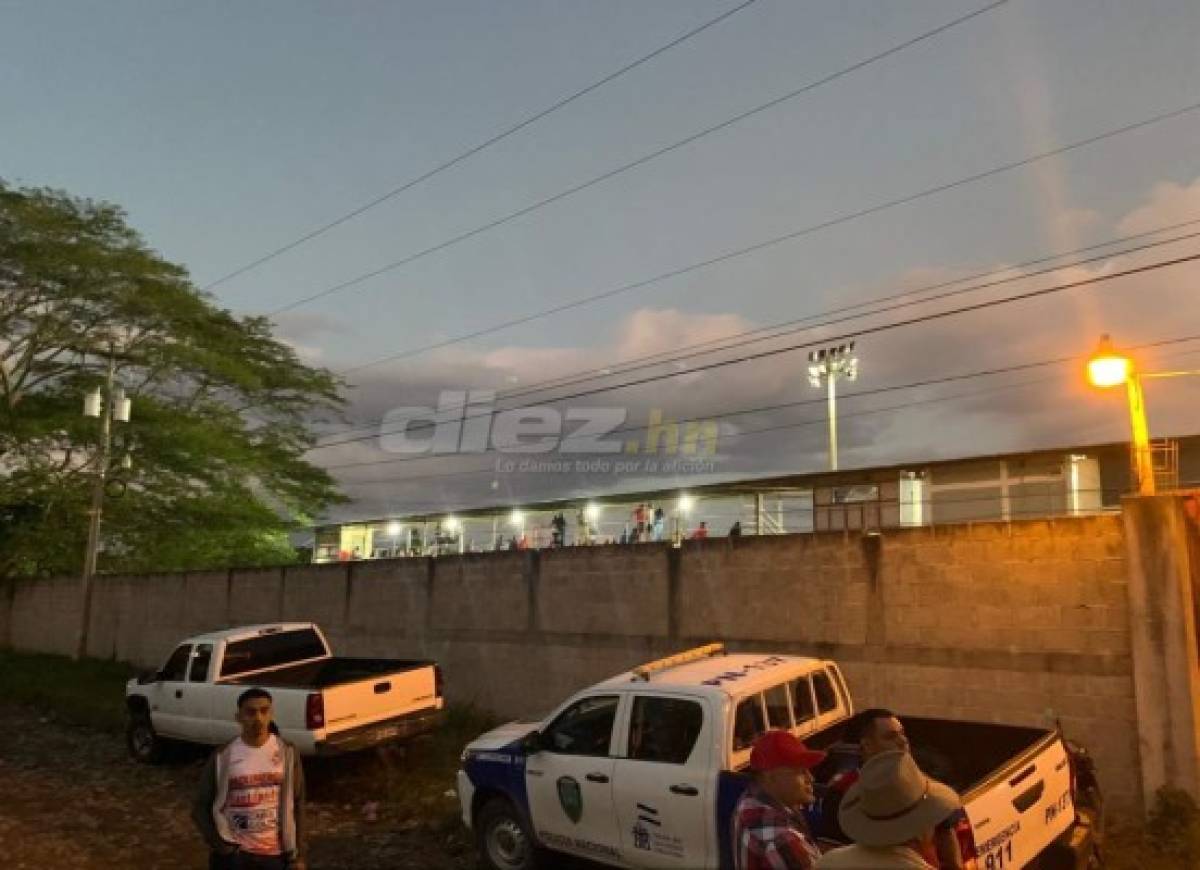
[125,622,444,761]
[457,644,1102,870]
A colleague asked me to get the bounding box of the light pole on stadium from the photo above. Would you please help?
[808,343,858,471]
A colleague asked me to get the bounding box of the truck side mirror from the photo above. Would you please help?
[522,731,544,754]
[136,670,159,685]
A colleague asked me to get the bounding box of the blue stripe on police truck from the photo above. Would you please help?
[465,741,531,818]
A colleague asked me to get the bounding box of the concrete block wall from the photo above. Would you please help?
[679,533,870,644]
[878,519,1129,655]
[340,558,429,658]
[858,518,1137,809]
[229,568,286,626]
[89,573,207,664]
[8,575,78,657]
[538,544,670,637]
[430,552,528,633]
[281,564,350,648]
[423,637,663,717]
[0,513,1149,812]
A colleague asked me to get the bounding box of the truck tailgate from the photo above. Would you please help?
[321,665,439,733]
[962,733,1074,869]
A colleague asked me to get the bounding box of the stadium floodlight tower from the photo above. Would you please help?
[808,342,859,472]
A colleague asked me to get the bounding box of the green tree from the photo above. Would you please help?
[0,182,345,579]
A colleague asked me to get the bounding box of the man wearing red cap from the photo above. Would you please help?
[732,730,827,870]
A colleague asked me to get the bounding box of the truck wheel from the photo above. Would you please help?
[477,798,541,870]
[126,714,164,764]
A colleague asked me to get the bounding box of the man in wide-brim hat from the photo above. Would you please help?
[817,750,962,869]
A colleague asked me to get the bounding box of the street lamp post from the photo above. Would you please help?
[76,352,132,660]
[1087,334,1200,496]
[808,343,859,471]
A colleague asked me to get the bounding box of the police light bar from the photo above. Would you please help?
[631,643,725,681]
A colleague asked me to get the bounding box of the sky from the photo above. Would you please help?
[3,0,1200,524]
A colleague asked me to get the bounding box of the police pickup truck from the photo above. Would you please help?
[457,644,1101,870]
[125,622,444,761]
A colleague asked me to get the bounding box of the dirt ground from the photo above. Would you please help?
[0,700,1169,870]
[0,704,476,869]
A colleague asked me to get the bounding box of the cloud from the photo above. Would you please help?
[314,306,778,516]
[271,311,354,363]
[470,308,757,384]
[284,341,326,362]
[1117,175,1200,236]
[614,308,753,360]
[314,175,1200,522]
[1051,207,1102,238]
[270,310,352,341]
[334,307,765,424]
[320,245,1200,522]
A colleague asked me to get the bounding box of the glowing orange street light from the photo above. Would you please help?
[1087,335,1153,495]
[1087,336,1132,388]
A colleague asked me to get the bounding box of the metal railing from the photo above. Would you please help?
[314,486,1137,561]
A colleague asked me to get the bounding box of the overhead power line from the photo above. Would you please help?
[337,99,1200,374]
[485,219,1200,405]
[269,1,1011,317]
[339,376,1061,487]
[316,219,1200,445]
[328,358,1074,473]
[201,0,762,292]
[307,249,1200,454]
[503,228,1200,396]
[325,336,1200,496]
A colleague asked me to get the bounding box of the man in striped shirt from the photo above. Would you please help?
[732,730,827,870]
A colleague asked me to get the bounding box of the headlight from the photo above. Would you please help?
[460,748,472,764]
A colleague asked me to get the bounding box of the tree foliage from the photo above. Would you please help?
[0,181,345,579]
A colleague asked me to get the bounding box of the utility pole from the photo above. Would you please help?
[75,350,130,660]
[808,343,859,471]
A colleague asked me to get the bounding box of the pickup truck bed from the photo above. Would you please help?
[717,712,1087,869]
[224,657,435,690]
[809,715,1052,795]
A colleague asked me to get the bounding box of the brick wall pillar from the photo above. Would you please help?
[1122,494,1200,810]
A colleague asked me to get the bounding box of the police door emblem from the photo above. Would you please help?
[557,776,583,823]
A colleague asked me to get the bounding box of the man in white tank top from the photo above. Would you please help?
[193,688,307,870]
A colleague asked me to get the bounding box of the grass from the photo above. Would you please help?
[307,703,503,832]
[1105,788,1200,870]
[0,647,503,833]
[0,648,138,732]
